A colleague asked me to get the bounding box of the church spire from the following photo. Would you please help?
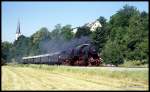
[16,20,21,34]
[16,20,21,40]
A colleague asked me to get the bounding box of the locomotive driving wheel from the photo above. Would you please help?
[62,59,70,66]
[95,59,101,66]
[88,57,94,66]
[74,56,83,66]
[88,57,101,66]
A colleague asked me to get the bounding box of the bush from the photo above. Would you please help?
[101,41,124,66]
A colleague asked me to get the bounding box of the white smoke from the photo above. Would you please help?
[39,36,91,54]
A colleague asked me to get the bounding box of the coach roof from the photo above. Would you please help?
[22,52,60,59]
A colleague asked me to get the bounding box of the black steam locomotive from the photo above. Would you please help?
[22,44,102,66]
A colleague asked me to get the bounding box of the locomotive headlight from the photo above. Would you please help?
[59,56,61,58]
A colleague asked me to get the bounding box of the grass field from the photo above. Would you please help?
[2,64,149,91]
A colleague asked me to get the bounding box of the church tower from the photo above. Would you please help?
[16,21,21,40]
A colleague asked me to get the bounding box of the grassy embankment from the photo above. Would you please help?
[2,64,148,90]
[119,60,148,68]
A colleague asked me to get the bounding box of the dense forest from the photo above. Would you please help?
[2,5,149,66]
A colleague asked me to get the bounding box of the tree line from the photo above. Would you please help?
[2,5,148,66]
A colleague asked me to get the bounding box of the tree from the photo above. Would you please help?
[108,4,141,58]
[30,27,51,55]
[31,27,51,43]
[97,16,107,26]
[13,35,30,62]
[109,4,139,28]
[92,16,109,53]
[103,4,148,65]
[75,26,92,38]
[2,41,13,63]
[126,11,148,61]
[61,25,74,41]
[51,24,62,40]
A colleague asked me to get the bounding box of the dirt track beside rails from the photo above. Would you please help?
[71,66,148,71]
[2,65,148,90]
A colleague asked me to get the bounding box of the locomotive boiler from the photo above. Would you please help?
[22,44,102,66]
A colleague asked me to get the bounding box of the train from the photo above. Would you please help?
[22,44,103,66]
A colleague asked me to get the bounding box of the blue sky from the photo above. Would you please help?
[2,1,148,43]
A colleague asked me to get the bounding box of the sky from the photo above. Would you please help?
[2,1,148,43]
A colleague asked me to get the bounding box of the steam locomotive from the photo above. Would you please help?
[22,44,102,66]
